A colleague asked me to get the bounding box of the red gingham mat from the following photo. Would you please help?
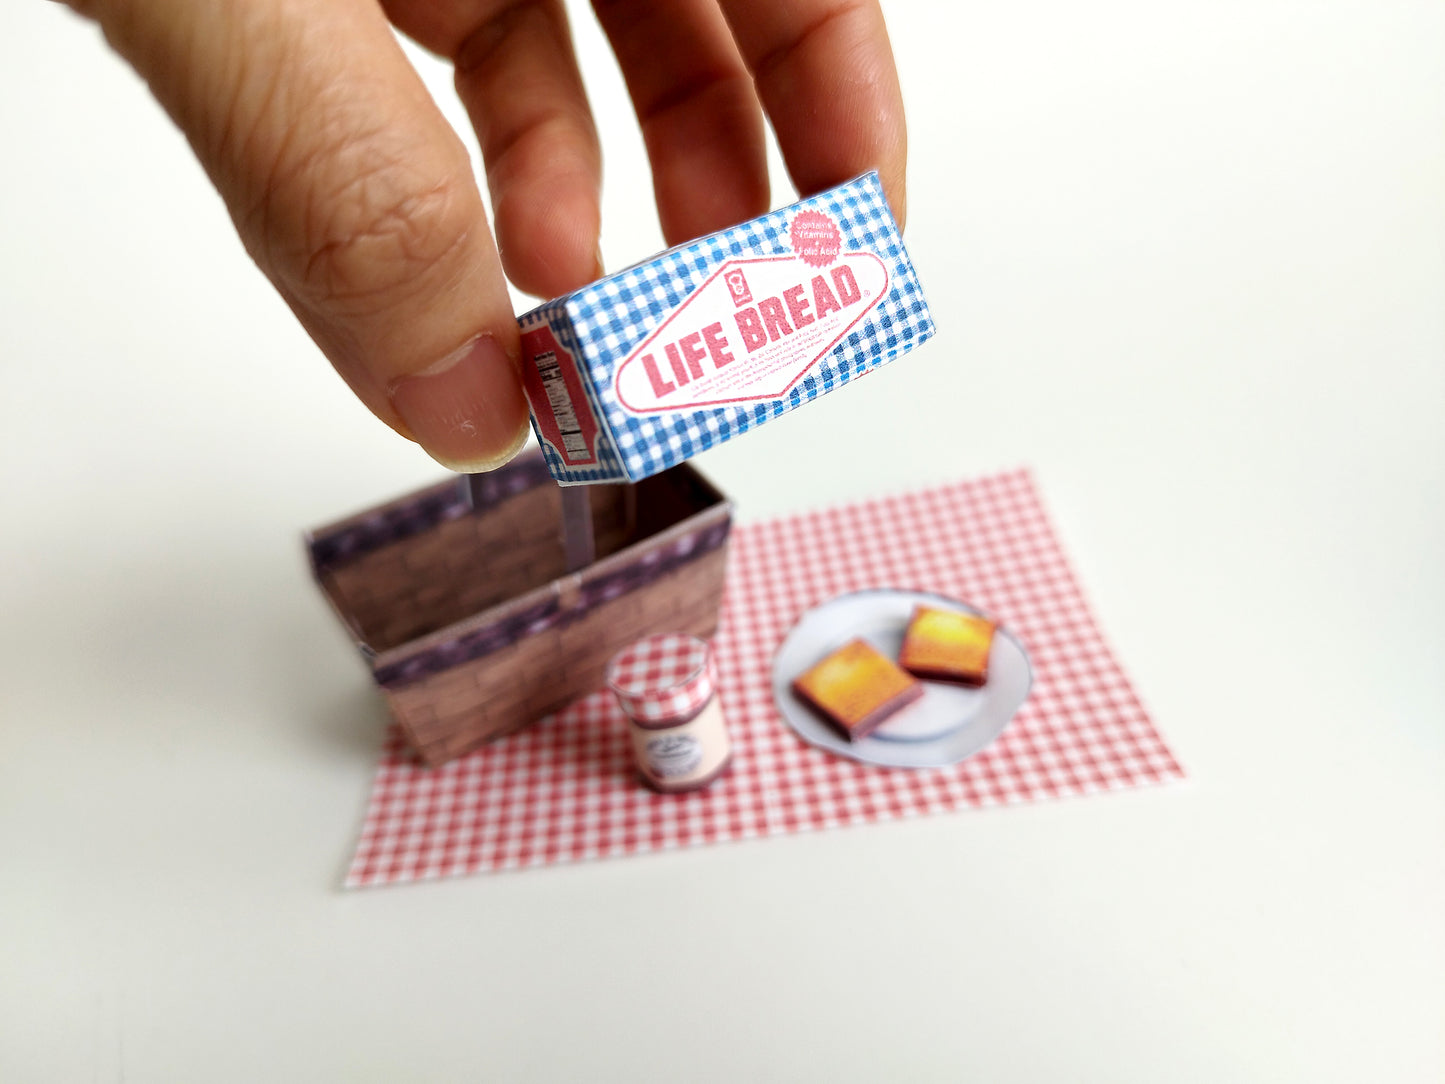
[345,469,1183,887]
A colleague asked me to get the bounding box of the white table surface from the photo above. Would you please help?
[3,2,1441,1080]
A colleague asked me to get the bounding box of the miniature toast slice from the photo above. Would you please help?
[791,638,924,740]
[898,606,997,686]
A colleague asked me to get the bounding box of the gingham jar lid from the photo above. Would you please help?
[606,633,715,724]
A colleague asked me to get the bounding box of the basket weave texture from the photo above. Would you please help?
[308,452,732,766]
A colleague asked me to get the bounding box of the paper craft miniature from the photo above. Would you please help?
[307,449,731,767]
[519,171,935,485]
[307,177,931,764]
[772,589,1034,769]
[898,606,998,685]
[790,637,925,741]
[607,633,731,792]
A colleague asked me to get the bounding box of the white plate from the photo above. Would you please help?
[771,589,1033,769]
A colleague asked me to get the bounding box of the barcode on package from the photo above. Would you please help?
[535,351,591,461]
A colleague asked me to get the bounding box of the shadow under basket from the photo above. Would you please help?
[306,451,732,767]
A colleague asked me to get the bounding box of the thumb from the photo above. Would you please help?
[73,0,531,472]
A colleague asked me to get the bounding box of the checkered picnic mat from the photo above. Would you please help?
[344,468,1183,887]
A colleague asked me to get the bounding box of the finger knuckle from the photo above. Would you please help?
[290,155,476,313]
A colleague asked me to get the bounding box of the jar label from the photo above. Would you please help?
[643,733,704,779]
[629,698,731,789]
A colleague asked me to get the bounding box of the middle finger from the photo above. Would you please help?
[592,0,769,245]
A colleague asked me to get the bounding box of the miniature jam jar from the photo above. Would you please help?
[606,634,731,792]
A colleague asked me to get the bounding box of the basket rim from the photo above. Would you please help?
[368,498,732,673]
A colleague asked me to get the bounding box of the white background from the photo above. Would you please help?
[2,1,1441,1080]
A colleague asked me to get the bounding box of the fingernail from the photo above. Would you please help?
[389,336,531,473]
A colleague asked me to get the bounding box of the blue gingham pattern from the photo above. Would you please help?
[519,172,935,484]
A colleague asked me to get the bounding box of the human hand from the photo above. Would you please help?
[63,0,906,471]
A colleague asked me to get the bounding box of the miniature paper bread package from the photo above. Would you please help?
[518,172,935,485]
[898,606,998,686]
[791,638,924,741]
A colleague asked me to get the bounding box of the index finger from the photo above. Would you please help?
[716,0,907,227]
